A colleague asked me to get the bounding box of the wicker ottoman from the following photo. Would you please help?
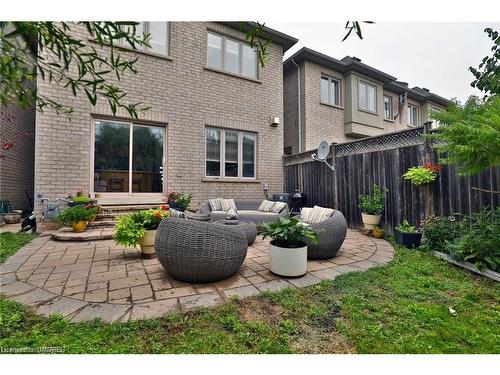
[213,220,257,245]
[155,219,248,283]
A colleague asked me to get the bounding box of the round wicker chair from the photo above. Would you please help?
[155,219,248,283]
[306,210,347,260]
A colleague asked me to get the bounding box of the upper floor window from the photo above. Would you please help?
[205,128,256,179]
[359,81,377,112]
[320,76,341,106]
[408,104,419,126]
[123,22,169,56]
[206,32,257,79]
[383,95,393,120]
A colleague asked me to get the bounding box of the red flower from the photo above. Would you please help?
[423,162,432,170]
[161,205,169,211]
[154,212,162,219]
[433,164,441,172]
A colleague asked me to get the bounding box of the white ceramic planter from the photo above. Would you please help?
[269,241,307,277]
[361,213,382,229]
[139,229,157,259]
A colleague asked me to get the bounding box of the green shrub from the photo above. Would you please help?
[71,195,90,204]
[55,206,98,226]
[358,184,388,215]
[445,208,500,271]
[175,192,193,211]
[257,217,318,247]
[419,215,466,253]
[395,219,418,233]
[403,164,439,186]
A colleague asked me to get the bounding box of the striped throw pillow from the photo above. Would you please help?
[169,208,186,219]
[308,205,334,224]
[220,198,237,212]
[257,200,275,212]
[300,207,314,224]
[208,198,222,211]
[271,201,288,213]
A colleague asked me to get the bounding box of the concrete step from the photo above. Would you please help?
[99,204,165,213]
[87,220,116,228]
[51,227,114,241]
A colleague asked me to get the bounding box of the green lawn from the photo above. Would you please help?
[0,232,36,263]
[0,233,498,354]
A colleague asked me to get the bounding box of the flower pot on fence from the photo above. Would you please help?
[72,220,88,233]
[395,228,422,248]
[361,213,381,229]
[269,240,307,277]
[139,229,157,259]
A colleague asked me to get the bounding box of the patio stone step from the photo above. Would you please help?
[51,227,114,241]
[99,204,165,213]
[87,220,116,228]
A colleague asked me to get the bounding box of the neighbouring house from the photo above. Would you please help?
[0,103,36,213]
[283,47,450,154]
[33,22,297,216]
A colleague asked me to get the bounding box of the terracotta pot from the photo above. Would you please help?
[72,220,88,233]
[139,229,157,259]
[361,213,382,229]
[269,240,307,277]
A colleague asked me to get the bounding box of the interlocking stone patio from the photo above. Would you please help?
[0,230,394,322]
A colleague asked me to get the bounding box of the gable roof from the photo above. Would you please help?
[284,47,450,106]
[221,22,298,52]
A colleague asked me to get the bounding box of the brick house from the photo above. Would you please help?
[283,47,450,154]
[31,22,297,213]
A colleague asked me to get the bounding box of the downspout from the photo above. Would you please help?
[291,58,302,152]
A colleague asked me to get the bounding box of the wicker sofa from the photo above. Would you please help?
[155,219,248,282]
[303,209,347,260]
[200,199,289,224]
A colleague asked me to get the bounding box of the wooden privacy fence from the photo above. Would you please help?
[284,125,500,235]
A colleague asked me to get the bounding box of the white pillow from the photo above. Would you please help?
[271,201,287,213]
[300,207,314,224]
[220,198,237,211]
[208,198,222,211]
[257,200,275,212]
[309,205,334,224]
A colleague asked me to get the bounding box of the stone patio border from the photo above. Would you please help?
[1,231,395,323]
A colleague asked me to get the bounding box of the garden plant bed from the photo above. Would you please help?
[433,251,500,282]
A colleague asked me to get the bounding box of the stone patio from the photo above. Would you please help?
[0,230,394,322]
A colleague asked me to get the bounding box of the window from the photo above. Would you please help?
[121,22,169,56]
[430,107,442,129]
[205,128,256,178]
[206,32,257,79]
[359,81,377,112]
[93,120,165,194]
[383,96,393,120]
[408,105,419,126]
[320,76,341,106]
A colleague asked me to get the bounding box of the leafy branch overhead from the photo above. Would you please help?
[0,21,151,119]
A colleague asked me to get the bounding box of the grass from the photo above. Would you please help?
[0,233,498,354]
[0,232,36,263]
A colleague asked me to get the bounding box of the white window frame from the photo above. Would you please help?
[408,104,419,127]
[91,119,166,197]
[320,75,342,107]
[120,22,170,56]
[205,127,257,179]
[358,80,377,113]
[383,95,393,120]
[206,31,258,79]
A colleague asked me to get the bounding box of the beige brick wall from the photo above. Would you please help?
[0,104,36,212]
[35,22,285,213]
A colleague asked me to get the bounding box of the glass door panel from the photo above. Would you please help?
[132,125,164,193]
[94,120,130,192]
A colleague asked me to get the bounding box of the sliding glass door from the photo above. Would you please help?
[93,120,165,195]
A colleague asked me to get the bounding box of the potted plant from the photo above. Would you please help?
[358,184,388,229]
[175,192,193,212]
[114,207,170,258]
[67,190,91,207]
[403,163,440,186]
[55,205,98,232]
[258,217,319,277]
[372,226,384,239]
[395,219,423,248]
[167,192,181,210]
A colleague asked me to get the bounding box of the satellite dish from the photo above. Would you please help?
[316,141,330,161]
[311,140,335,172]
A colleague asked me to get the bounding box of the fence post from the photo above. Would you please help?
[422,122,435,220]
